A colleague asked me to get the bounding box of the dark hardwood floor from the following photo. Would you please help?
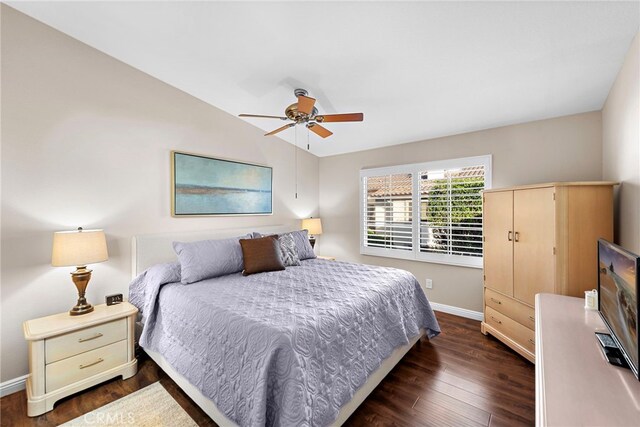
[0,311,535,426]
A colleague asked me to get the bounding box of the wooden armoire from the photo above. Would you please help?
[481,182,616,362]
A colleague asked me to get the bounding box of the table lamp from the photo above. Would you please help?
[301,217,323,248]
[51,227,108,315]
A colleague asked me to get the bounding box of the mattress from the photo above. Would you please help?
[129,258,440,426]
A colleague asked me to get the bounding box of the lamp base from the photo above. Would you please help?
[309,237,316,249]
[69,302,94,316]
[69,267,94,316]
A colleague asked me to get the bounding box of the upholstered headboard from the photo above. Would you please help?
[131,225,293,278]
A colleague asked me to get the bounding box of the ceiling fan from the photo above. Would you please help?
[239,88,364,138]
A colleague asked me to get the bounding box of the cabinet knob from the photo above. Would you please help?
[490,316,502,324]
[490,298,502,305]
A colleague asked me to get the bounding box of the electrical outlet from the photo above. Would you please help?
[425,278,433,289]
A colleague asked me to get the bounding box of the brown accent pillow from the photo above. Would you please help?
[239,236,286,276]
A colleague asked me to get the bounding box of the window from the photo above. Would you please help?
[360,155,491,268]
[363,173,413,251]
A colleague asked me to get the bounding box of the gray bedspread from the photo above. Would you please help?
[129,259,440,427]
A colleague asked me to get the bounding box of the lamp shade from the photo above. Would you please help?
[301,218,323,235]
[51,228,109,267]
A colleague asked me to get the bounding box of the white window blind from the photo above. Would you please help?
[360,155,491,268]
[363,173,413,251]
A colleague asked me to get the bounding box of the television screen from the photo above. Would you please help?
[598,239,639,379]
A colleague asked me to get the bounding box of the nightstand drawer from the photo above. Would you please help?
[45,340,127,393]
[45,318,126,364]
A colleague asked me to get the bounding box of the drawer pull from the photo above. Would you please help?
[79,358,104,370]
[490,298,502,305]
[529,315,535,322]
[78,333,103,343]
[490,316,502,324]
[529,339,535,345]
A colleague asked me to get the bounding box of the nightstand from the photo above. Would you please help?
[23,302,138,416]
[317,255,336,261]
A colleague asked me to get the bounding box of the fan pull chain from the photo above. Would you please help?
[307,127,310,151]
[295,126,298,199]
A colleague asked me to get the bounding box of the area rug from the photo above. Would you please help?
[60,382,198,426]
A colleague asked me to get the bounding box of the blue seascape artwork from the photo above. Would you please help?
[173,152,272,215]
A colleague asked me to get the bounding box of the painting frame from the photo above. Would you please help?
[171,150,273,217]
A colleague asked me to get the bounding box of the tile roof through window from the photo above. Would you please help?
[366,166,484,198]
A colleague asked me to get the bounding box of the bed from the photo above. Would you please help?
[129,226,440,426]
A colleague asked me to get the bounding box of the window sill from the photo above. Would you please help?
[360,247,483,269]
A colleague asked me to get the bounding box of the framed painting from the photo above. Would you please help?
[171,151,273,216]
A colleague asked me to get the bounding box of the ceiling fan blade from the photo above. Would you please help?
[265,123,295,136]
[316,113,364,123]
[239,114,288,120]
[297,95,316,115]
[307,123,333,138]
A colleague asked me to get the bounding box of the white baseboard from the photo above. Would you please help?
[0,374,28,398]
[430,302,483,321]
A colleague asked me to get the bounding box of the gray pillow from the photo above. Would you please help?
[252,230,316,261]
[290,229,316,260]
[173,234,251,284]
[279,233,301,266]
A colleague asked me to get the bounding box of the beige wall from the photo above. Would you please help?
[318,112,603,312]
[603,32,640,254]
[0,6,319,382]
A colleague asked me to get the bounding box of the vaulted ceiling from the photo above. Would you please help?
[8,1,639,157]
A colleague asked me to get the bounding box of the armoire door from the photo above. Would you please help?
[513,187,556,305]
[483,191,514,296]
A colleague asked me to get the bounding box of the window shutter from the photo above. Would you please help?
[363,173,413,251]
[360,155,490,268]
[419,166,485,257]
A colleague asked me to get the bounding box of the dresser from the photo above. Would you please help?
[481,182,616,362]
[536,294,640,426]
[23,302,138,416]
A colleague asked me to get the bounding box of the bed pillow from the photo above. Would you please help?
[252,230,316,261]
[279,232,301,266]
[291,229,317,260]
[239,235,286,276]
[173,234,250,284]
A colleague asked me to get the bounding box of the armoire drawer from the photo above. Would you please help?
[485,288,535,330]
[485,306,535,353]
